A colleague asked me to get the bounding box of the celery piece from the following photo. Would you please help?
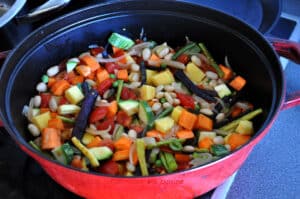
[136,139,149,176]
[147,138,185,150]
[116,80,124,102]
[219,108,263,132]
[160,152,177,173]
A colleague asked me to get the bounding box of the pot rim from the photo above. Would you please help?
[0,0,285,179]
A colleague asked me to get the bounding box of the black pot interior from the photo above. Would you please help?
[0,0,283,158]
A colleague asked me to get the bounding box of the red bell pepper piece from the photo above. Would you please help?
[89,107,108,123]
[120,87,137,100]
[40,93,52,108]
[105,63,121,74]
[116,111,132,128]
[98,160,119,175]
[97,78,114,95]
[176,92,195,109]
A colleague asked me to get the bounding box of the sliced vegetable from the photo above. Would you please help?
[150,69,175,86]
[51,143,74,164]
[136,139,149,176]
[168,139,183,151]
[71,136,99,167]
[185,62,206,84]
[154,116,174,133]
[89,146,113,160]
[66,60,79,73]
[172,42,200,60]
[214,84,232,98]
[176,130,195,139]
[65,85,85,104]
[114,136,132,151]
[108,33,135,50]
[51,80,70,96]
[32,111,51,130]
[229,76,246,91]
[140,85,156,101]
[219,108,263,132]
[116,80,124,102]
[160,152,177,173]
[138,101,154,125]
[147,138,185,149]
[235,120,254,135]
[89,107,108,123]
[226,133,251,150]
[113,149,130,161]
[41,128,61,150]
[112,125,124,141]
[210,144,229,156]
[48,117,64,130]
[176,93,195,109]
[58,104,81,115]
[117,69,129,81]
[57,115,75,124]
[196,114,213,131]
[171,106,184,122]
[118,100,139,116]
[72,89,98,139]
[178,110,197,130]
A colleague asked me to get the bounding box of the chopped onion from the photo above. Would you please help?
[86,126,112,139]
[27,98,34,122]
[96,54,127,63]
[236,102,250,110]
[95,100,111,107]
[224,55,232,69]
[129,42,153,51]
[143,137,156,146]
[161,59,185,69]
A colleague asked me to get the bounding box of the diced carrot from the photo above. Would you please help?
[113,48,127,64]
[195,114,213,131]
[227,133,251,150]
[48,117,64,130]
[198,137,214,149]
[117,69,128,81]
[114,136,132,151]
[76,65,92,77]
[112,46,123,55]
[132,149,139,165]
[175,153,191,163]
[148,53,161,67]
[176,130,195,139]
[71,156,84,169]
[96,68,110,84]
[148,100,155,107]
[146,130,163,140]
[178,110,197,130]
[229,76,246,91]
[112,149,130,161]
[219,64,233,81]
[40,108,50,114]
[80,55,100,72]
[41,128,61,150]
[107,100,118,118]
[86,136,102,148]
[231,106,243,118]
[50,79,70,96]
[69,75,84,85]
[48,77,56,88]
[87,71,96,80]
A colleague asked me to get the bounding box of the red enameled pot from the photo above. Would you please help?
[0,1,300,198]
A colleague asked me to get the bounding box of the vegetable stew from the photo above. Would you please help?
[23,32,262,176]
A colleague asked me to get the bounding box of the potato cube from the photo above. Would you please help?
[32,111,51,130]
[140,85,156,101]
[171,106,184,122]
[185,62,205,84]
[150,69,175,86]
[154,117,174,133]
[236,120,254,135]
[65,86,84,104]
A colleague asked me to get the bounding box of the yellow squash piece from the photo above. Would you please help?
[185,62,206,84]
[146,69,158,84]
[235,120,254,135]
[154,116,174,133]
[140,85,156,101]
[65,85,85,104]
[32,111,51,130]
[171,106,184,122]
[150,69,175,86]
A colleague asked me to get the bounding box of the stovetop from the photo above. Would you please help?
[0,1,299,199]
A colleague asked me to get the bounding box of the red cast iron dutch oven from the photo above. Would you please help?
[0,1,300,198]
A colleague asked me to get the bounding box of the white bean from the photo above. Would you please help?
[33,95,41,108]
[128,129,137,139]
[200,102,210,109]
[49,96,58,112]
[206,71,218,80]
[169,92,177,98]
[47,65,59,77]
[131,63,140,72]
[36,82,47,92]
[156,85,164,93]
[163,102,172,108]
[183,145,195,153]
[164,92,174,105]
[173,98,180,105]
[28,123,40,137]
[142,48,151,61]
[103,89,113,99]
[213,136,225,145]
[164,85,175,92]
[156,92,165,99]
[200,108,214,116]
[191,55,201,66]
[85,79,96,86]
[208,79,217,87]
[216,113,225,122]
[152,102,162,112]
[130,73,140,82]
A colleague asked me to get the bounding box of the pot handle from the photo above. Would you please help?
[267,37,300,64]
[267,37,300,110]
